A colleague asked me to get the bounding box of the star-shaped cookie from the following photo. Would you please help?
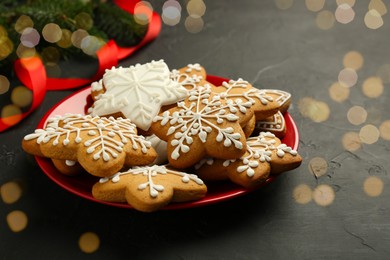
[195,132,302,189]
[90,60,189,131]
[92,165,207,212]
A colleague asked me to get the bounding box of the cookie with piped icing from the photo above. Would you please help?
[92,165,207,212]
[195,132,302,189]
[89,60,189,131]
[150,84,255,169]
[259,89,291,113]
[211,78,283,121]
[252,111,286,139]
[170,63,209,91]
[22,114,157,178]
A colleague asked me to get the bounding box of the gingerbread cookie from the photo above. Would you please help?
[243,115,256,138]
[252,111,286,139]
[22,114,157,177]
[259,89,291,113]
[89,60,189,131]
[92,165,207,212]
[211,78,282,120]
[150,85,254,168]
[170,63,209,91]
[195,132,302,189]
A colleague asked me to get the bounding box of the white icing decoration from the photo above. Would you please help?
[99,165,204,198]
[23,114,152,162]
[90,60,189,131]
[259,89,291,106]
[255,111,285,132]
[220,78,273,106]
[185,63,202,73]
[170,69,203,91]
[91,79,103,92]
[153,85,245,161]
[221,132,297,177]
[65,160,76,166]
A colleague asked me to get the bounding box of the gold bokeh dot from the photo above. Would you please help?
[75,12,94,30]
[338,68,358,87]
[275,0,293,10]
[310,101,330,122]
[343,51,364,70]
[336,0,355,6]
[0,40,10,60]
[379,120,390,140]
[1,104,23,126]
[14,15,34,34]
[347,106,367,125]
[362,76,383,98]
[376,64,390,83]
[364,176,384,197]
[11,86,33,108]
[41,46,61,63]
[298,97,329,122]
[293,184,312,204]
[329,82,349,102]
[335,4,355,24]
[185,16,204,34]
[359,124,380,144]
[79,232,100,253]
[1,181,22,204]
[187,0,206,18]
[57,29,73,48]
[305,0,324,12]
[313,184,335,206]
[81,35,104,56]
[42,23,62,43]
[369,0,387,16]
[134,1,153,25]
[364,9,383,29]
[308,157,328,178]
[342,131,361,151]
[0,75,10,95]
[316,10,335,30]
[0,38,14,60]
[7,210,28,232]
[162,7,181,26]
[16,44,36,59]
[71,29,89,49]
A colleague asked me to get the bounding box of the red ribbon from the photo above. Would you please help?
[0,0,161,132]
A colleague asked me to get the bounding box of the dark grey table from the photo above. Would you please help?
[1,1,390,259]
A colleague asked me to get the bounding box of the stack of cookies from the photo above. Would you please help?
[22,60,302,212]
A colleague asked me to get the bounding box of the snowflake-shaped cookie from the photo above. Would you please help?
[92,165,207,212]
[212,78,284,120]
[22,114,157,177]
[195,132,302,189]
[151,85,254,168]
[90,60,189,131]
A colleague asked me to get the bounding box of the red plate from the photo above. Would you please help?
[35,75,299,209]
